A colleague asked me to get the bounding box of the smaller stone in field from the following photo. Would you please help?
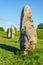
[11,25,15,38]
[7,28,11,38]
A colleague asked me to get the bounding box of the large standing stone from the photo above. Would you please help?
[20,5,37,54]
[7,28,11,38]
[11,25,15,38]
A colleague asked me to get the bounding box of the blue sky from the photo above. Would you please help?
[0,0,43,31]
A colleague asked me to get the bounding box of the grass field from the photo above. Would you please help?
[0,30,43,65]
[37,29,43,39]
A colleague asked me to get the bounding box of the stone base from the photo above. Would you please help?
[24,51,28,55]
[23,44,36,55]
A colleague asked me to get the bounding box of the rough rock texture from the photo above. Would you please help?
[20,5,37,54]
[11,25,15,38]
[7,28,11,38]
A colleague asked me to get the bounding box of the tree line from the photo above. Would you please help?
[0,23,43,32]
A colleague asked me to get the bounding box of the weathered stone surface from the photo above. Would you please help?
[7,25,15,38]
[11,25,15,38]
[7,28,11,38]
[20,5,37,54]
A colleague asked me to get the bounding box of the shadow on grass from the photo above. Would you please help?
[3,36,11,39]
[0,44,20,54]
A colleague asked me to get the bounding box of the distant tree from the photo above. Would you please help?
[0,27,5,32]
[37,23,43,29]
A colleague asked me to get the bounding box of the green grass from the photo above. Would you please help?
[0,30,43,65]
[36,29,43,39]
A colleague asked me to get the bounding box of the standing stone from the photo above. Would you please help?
[20,5,37,54]
[7,28,11,38]
[11,25,15,38]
